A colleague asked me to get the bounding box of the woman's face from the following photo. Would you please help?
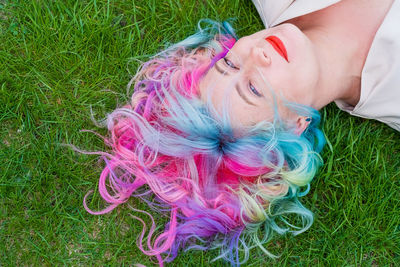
[199,23,320,128]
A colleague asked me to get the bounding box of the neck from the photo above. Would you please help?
[290,0,394,110]
[304,27,359,110]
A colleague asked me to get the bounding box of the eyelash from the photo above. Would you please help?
[223,57,262,97]
[249,82,262,97]
[223,57,238,70]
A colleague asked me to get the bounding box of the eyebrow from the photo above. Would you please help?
[214,62,256,106]
[214,61,226,75]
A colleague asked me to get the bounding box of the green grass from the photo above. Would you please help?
[0,0,399,266]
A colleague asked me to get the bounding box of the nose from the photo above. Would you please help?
[249,46,271,67]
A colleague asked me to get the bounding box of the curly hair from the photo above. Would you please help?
[83,20,325,266]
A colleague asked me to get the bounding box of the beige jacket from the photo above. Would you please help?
[252,0,400,132]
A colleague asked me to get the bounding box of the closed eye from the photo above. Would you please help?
[223,57,239,70]
[223,57,263,98]
[249,82,263,97]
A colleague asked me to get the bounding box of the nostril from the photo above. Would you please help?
[262,51,271,65]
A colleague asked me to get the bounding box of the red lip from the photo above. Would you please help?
[265,36,289,62]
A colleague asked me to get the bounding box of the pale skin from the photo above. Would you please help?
[200,0,394,131]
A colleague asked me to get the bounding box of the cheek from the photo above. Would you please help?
[276,54,319,104]
[281,27,320,99]
[293,60,319,100]
[294,40,320,94]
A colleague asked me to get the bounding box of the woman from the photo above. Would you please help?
[84,21,324,266]
[84,0,399,265]
[201,0,399,131]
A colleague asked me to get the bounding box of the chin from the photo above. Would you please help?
[274,23,309,61]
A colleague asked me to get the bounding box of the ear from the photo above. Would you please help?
[294,116,311,135]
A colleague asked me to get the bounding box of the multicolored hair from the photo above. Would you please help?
[83,20,325,266]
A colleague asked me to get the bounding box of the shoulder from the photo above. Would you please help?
[251,0,341,28]
[251,0,295,28]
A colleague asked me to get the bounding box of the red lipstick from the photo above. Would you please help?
[265,36,289,62]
